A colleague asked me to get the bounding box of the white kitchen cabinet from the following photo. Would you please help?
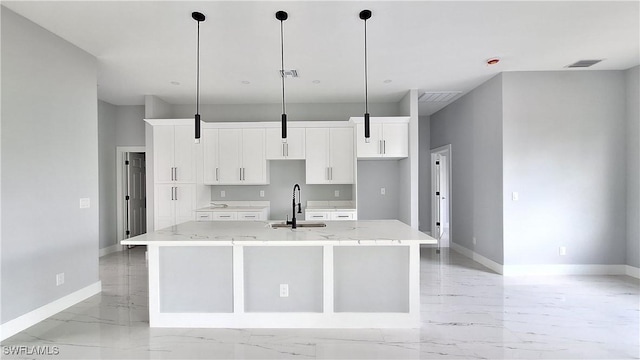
[154,184,196,230]
[304,211,330,220]
[217,128,268,185]
[196,209,267,221]
[355,121,408,159]
[202,128,220,184]
[265,127,305,160]
[305,209,356,221]
[154,125,196,183]
[305,127,354,184]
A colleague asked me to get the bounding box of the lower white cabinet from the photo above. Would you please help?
[305,209,356,221]
[196,209,268,221]
[155,184,196,230]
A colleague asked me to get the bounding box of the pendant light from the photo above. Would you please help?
[192,11,205,144]
[360,9,372,143]
[276,10,288,143]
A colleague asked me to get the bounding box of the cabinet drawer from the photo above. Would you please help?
[305,211,330,220]
[330,211,355,221]
[212,212,238,221]
[238,212,263,221]
[196,212,212,221]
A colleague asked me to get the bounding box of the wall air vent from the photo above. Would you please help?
[418,91,461,103]
[279,69,299,78]
[566,59,603,68]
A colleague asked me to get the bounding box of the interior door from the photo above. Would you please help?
[126,152,147,238]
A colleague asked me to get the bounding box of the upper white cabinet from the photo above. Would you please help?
[265,127,305,160]
[154,184,196,230]
[154,125,196,183]
[353,117,409,159]
[217,128,268,185]
[202,128,220,184]
[305,127,354,184]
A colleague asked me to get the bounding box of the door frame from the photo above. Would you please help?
[116,146,146,244]
[430,144,452,248]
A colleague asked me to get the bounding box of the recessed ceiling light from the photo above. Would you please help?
[312,80,321,84]
[241,80,251,84]
[170,81,180,85]
[383,79,392,84]
[486,58,500,65]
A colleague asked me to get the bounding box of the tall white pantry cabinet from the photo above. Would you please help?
[152,123,197,230]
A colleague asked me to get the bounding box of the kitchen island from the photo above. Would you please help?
[121,220,436,328]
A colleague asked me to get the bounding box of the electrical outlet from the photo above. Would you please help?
[512,192,519,201]
[334,190,340,197]
[259,190,265,197]
[472,237,477,245]
[279,284,289,297]
[220,190,226,198]
[79,198,90,208]
[381,187,386,195]
[56,273,65,286]
[559,246,567,256]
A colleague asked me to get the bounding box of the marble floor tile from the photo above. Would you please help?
[1,246,638,359]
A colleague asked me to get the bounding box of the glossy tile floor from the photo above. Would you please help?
[2,246,639,359]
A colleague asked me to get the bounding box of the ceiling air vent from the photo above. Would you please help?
[566,59,603,68]
[419,91,461,103]
[279,69,299,78]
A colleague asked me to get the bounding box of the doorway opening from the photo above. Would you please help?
[431,145,452,250]
[116,146,147,244]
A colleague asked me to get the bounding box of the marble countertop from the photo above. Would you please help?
[121,220,436,246]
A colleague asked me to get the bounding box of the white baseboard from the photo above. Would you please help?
[449,243,640,278]
[450,242,503,274]
[99,244,123,257]
[0,281,101,341]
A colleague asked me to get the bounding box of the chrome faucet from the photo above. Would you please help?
[288,184,302,229]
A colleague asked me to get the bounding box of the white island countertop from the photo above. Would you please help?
[121,220,436,246]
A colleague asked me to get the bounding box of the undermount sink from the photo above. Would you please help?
[269,222,327,228]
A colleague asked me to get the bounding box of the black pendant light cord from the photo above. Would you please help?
[280,19,286,116]
[192,12,205,143]
[364,17,368,116]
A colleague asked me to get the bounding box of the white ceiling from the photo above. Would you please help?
[4,1,639,115]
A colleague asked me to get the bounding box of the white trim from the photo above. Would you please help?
[349,116,410,124]
[99,244,123,257]
[450,242,503,274]
[145,119,353,129]
[116,146,146,245]
[430,144,452,248]
[0,282,101,341]
[503,264,628,276]
[451,243,640,278]
[626,265,640,279]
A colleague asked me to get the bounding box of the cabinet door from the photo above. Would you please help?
[329,127,354,184]
[305,211,330,220]
[241,129,266,184]
[218,129,242,184]
[202,128,219,184]
[305,128,330,184]
[154,126,175,183]
[330,211,356,220]
[266,127,305,159]
[154,184,176,230]
[382,123,409,158]
[173,125,196,182]
[174,184,196,225]
[355,122,383,158]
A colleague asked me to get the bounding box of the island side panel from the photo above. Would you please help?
[333,246,410,313]
[244,246,323,312]
[158,246,234,313]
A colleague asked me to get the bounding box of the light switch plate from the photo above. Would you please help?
[512,192,519,201]
[79,198,90,208]
[220,190,226,198]
[381,187,386,195]
[334,190,340,197]
[259,190,265,197]
[279,284,289,297]
[56,273,64,286]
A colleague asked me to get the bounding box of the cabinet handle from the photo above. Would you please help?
[330,167,333,180]
[337,215,349,218]
[216,168,219,181]
[383,140,386,154]
[379,140,383,155]
[174,187,178,201]
[282,143,286,157]
[286,143,289,157]
[170,187,174,200]
[174,167,178,181]
[312,215,323,218]
[220,215,231,218]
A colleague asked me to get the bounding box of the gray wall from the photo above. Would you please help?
[418,116,431,232]
[210,161,353,221]
[626,66,639,268]
[98,101,117,250]
[397,91,419,227]
[170,102,400,122]
[502,71,626,266]
[357,161,400,220]
[431,74,504,264]
[115,105,145,146]
[1,8,99,323]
